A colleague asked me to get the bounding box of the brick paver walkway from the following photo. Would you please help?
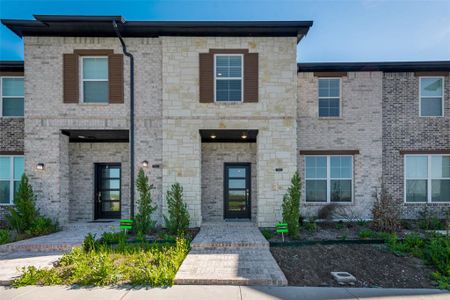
[174,222,287,286]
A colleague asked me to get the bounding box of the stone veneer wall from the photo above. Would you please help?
[297,72,383,219]
[201,143,257,222]
[382,73,450,218]
[23,36,162,225]
[68,143,130,222]
[162,37,298,227]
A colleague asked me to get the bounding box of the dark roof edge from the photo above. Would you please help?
[298,61,450,72]
[1,15,313,43]
[0,61,24,72]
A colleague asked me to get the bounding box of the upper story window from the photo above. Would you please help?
[1,77,24,117]
[405,155,450,203]
[0,156,24,205]
[318,78,340,117]
[214,54,243,102]
[81,57,109,103]
[305,155,353,203]
[419,77,444,117]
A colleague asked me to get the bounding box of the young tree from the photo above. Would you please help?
[164,183,190,235]
[134,168,157,235]
[282,172,301,239]
[6,174,38,233]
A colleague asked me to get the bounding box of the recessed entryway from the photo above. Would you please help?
[224,163,251,219]
[94,163,121,219]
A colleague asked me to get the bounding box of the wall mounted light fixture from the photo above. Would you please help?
[241,132,248,139]
[36,163,45,170]
[141,160,149,167]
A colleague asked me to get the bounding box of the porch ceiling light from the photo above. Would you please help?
[78,135,87,139]
[210,134,217,139]
[142,160,149,168]
[36,163,45,170]
[241,132,248,139]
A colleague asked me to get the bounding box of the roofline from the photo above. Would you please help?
[298,61,450,72]
[0,60,24,72]
[1,15,313,43]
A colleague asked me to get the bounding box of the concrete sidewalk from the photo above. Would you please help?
[0,286,448,300]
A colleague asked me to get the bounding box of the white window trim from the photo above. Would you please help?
[79,56,109,103]
[0,155,24,205]
[304,155,353,203]
[318,77,342,118]
[404,154,450,203]
[419,76,444,117]
[213,54,244,103]
[0,76,25,118]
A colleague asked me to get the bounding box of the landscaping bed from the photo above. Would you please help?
[271,243,436,288]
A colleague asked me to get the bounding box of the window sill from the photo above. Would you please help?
[0,203,14,206]
[304,202,353,206]
[318,117,343,120]
[78,102,110,106]
[0,116,24,119]
[213,101,244,105]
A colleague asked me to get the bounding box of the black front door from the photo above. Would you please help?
[95,163,121,219]
[224,163,251,219]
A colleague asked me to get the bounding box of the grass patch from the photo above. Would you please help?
[12,234,190,287]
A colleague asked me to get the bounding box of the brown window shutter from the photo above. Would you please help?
[244,53,258,102]
[63,54,79,103]
[108,54,124,104]
[199,53,214,103]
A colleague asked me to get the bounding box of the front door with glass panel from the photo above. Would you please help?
[224,163,251,219]
[95,163,121,219]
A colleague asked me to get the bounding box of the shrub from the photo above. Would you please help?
[164,183,190,235]
[318,204,337,221]
[261,228,274,240]
[418,207,444,230]
[358,229,375,239]
[0,229,9,244]
[82,233,98,252]
[281,172,301,239]
[6,174,57,237]
[135,169,157,236]
[304,218,317,232]
[6,174,38,233]
[371,188,402,232]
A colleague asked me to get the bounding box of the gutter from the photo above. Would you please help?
[112,20,135,219]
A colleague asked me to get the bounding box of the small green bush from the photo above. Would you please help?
[0,229,9,244]
[164,183,190,236]
[135,169,157,236]
[358,229,375,239]
[82,233,98,252]
[281,172,301,239]
[304,218,317,232]
[6,174,57,237]
[261,228,274,240]
[335,222,345,230]
[418,207,444,230]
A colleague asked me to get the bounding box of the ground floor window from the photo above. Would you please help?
[305,155,353,203]
[405,154,450,203]
[0,156,24,204]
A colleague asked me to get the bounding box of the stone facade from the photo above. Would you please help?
[382,72,450,218]
[297,72,383,219]
[68,143,130,222]
[201,143,257,222]
[161,37,299,227]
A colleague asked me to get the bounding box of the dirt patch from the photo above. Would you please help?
[271,244,436,288]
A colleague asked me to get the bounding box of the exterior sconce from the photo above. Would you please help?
[36,163,45,170]
[141,160,149,168]
[241,132,248,139]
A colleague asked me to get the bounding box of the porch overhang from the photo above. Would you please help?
[61,129,129,143]
[200,129,258,143]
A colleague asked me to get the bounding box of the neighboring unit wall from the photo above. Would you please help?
[162,37,298,227]
[68,143,130,222]
[23,36,163,225]
[297,72,383,219]
[382,72,450,218]
[201,143,257,222]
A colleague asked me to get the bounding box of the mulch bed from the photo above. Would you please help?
[271,244,437,288]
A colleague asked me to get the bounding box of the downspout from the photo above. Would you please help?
[112,20,135,219]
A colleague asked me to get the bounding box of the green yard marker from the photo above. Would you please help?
[120,219,133,233]
[276,222,288,242]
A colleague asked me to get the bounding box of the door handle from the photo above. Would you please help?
[97,192,102,203]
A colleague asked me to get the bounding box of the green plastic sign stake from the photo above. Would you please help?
[276,222,288,242]
[120,219,133,233]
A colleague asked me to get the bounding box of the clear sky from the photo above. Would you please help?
[0,0,449,62]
